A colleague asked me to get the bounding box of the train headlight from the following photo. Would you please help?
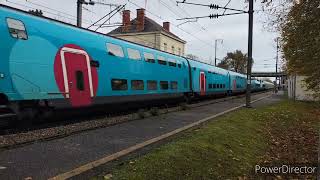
[0,73,4,79]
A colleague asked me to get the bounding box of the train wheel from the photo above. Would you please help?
[184,94,192,104]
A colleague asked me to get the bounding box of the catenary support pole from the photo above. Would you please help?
[245,0,254,108]
[77,0,83,27]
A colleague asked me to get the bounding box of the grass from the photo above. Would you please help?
[97,100,319,180]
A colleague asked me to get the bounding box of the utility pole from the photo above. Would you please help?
[214,39,223,66]
[245,0,254,108]
[276,37,279,92]
[215,40,217,66]
[77,0,95,27]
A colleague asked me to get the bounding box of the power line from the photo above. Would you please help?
[127,0,212,48]
[169,0,207,31]
[7,0,96,24]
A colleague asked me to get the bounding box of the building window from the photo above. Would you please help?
[178,48,181,56]
[157,56,167,65]
[144,52,155,63]
[131,80,144,90]
[106,43,124,57]
[164,43,167,51]
[160,81,169,90]
[111,79,127,90]
[7,18,28,40]
[75,71,84,91]
[147,80,157,90]
[170,81,178,90]
[127,48,141,60]
[172,46,175,54]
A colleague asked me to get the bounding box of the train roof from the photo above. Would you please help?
[0,4,248,78]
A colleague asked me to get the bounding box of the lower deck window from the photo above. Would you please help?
[213,84,216,89]
[209,84,212,89]
[111,79,128,90]
[147,80,157,90]
[131,80,144,90]
[160,81,169,90]
[170,81,178,90]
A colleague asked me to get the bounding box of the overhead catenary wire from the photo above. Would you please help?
[5,0,95,24]
[127,0,212,48]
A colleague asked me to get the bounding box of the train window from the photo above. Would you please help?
[131,80,144,90]
[223,84,226,88]
[177,63,182,68]
[147,80,157,90]
[209,84,212,89]
[111,79,127,90]
[213,84,216,89]
[106,43,124,57]
[160,81,169,90]
[168,59,176,67]
[7,18,28,40]
[157,56,167,65]
[170,81,178,90]
[193,67,196,71]
[144,53,155,63]
[75,71,85,91]
[127,48,141,60]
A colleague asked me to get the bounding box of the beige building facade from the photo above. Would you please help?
[108,9,186,56]
[287,75,319,101]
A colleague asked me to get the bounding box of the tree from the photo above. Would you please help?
[281,0,320,98]
[217,50,253,74]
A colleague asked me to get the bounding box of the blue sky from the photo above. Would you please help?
[1,0,282,73]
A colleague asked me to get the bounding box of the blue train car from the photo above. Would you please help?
[0,4,259,121]
[188,59,229,96]
[228,71,247,94]
[0,5,191,118]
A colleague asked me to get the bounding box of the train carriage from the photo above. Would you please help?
[0,4,271,121]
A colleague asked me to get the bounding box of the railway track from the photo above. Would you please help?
[0,91,272,148]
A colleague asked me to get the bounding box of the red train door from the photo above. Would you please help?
[200,72,206,95]
[61,47,94,107]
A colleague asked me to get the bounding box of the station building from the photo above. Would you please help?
[108,9,186,56]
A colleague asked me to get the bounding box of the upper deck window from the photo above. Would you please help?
[168,59,177,67]
[7,18,28,40]
[106,43,124,57]
[157,56,167,65]
[127,48,141,60]
[144,52,155,63]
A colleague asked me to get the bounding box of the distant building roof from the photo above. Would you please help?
[108,15,185,43]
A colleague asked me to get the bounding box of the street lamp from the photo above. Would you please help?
[214,39,223,66]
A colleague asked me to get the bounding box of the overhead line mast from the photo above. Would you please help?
[176,0,254,108]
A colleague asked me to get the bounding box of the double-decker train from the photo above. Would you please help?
[0,5,273,120]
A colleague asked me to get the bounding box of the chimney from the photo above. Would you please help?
[163,22,170,32]
[122,10,130,32]
[136,8,145,31]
